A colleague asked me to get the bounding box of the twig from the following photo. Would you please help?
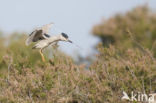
[141,78,145,94]
[7,57,13,83]
[149,78,152,93]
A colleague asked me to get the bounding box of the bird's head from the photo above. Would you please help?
[60,33,72,43]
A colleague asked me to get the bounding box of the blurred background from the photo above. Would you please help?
[0,0,155,58]
[0,1,156,102]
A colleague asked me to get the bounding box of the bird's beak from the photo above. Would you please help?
[68,40,73,43]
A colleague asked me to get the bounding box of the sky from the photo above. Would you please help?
[0,0,155,57]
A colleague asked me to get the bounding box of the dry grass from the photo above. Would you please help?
[0,5,155,103]
[0,39,155,103]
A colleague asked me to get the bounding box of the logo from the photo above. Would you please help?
[121,91,156,102]
[121,91,130,100]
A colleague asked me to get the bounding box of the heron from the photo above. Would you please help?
[25,23,72,62]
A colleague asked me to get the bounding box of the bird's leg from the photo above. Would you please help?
[39,49,45,62]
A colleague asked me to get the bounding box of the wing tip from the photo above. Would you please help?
[25,38,31,46]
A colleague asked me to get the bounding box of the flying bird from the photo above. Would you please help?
[26,23,72,62]
[26,23,53,46]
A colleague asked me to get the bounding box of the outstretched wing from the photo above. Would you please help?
[41,23,53,34]
[26,23,53,46]
[26,29,45,46]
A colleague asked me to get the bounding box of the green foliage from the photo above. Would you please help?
[92,5,156,52]
[0,34,155,102]
[0,5,155,103]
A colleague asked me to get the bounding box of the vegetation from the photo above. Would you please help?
[92,5,156,52]
[0,5,155,103]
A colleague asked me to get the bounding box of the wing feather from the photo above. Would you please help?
[26,29,44,45]
[26,23,53,46]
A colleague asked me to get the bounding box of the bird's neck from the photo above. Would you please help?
[49,35,61,43]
